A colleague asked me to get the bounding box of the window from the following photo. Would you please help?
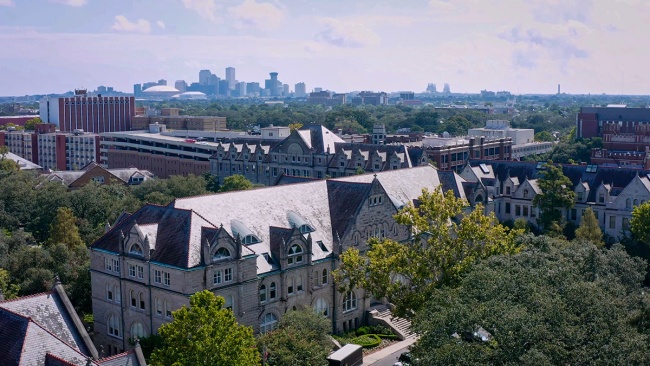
[288,277,294,295]
[515,205,521,216]
[314,298,329,316]
[343,291,357,312]
[288,244,303,265]
[213,270,222,285]
[578,192,584,201]
[314,270,320,286]
[634,199,639,206]
[155,297,162,316]
[164,300,172,318]
[523,206,529,217]
[609,216,616,229]
[139,292,145,310]
[299,224,314,234]
[570,209,577,221]
[163,272,171,286]
[259,285,267,303]
[225,295,234,311]
[130,290,136,308]
[130,322,146,340]
[114,285,121,304]
[128,264,136,277]
[260,313,278,333]
[297,276,303,292]
[92,176,105,184]
[626,198,632,209]
[269,282,277,300]
[224,268,233,282]
[108,314,121,338]
[523,189,529,198]
[599,194,605,203]
[505,203,511,214]
[137,265,144,279]
[129,244,143,256]
[154,270,161,284]
[369,195,384,207]
[213,247,231,261]
[106,283,113,301]
[506,186,511,195]
[242,235,260,244]
[623,217,630,230]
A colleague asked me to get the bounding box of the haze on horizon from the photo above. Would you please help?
[1,0,649,97]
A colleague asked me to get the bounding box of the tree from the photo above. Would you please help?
[0,146,19,173]
[410,236,650,365]
[335,187,522,318]
[23,117,41,131]
[47,207,85,249]
[535,131,554,142]
[150,290,260,366]
[257,308,332,366]
[219,174,254,193]
[533,161,575,230]
[288,122,303,131]
[575,207,603,246]
[631,201,650,245]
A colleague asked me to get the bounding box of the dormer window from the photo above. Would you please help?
[288,244,303,265]
[299,224,314,234]
[578,192,584,201]
[242,235,260,245]
[506,186,511,195]
[213,247,231,261]
[129,244,143,256]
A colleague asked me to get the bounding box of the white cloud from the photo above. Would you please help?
[182,0,221,22]
[157,20,166,30]
[315,18,380,48]
[228,0,285,30]
[0,0,14,6]
[111,15,151,34]
[49,0,87,6]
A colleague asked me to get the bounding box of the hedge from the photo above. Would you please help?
[350,334,382,348]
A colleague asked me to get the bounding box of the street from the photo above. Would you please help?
[364,344,411,366]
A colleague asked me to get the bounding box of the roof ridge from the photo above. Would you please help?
[45,352,82,366]
[0,290,53,304]
[97,349,135,363]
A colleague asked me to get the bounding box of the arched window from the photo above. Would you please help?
[164,300,172,318]
[138,292,145,310]
[269,282,277,300]
[314,298,329,317]
[106,283,113,301]
[626,198,632,209]
[107,314,121,338]
[634,199,639,206]
[287,277,294,295]
[260,313,278,333]
[130,322,146,339]
[213,247,231,261]
[114,285,121,304]
[288,244,303,265]
[259,285,267,303]
[322,269,328,285]
[225,295,234,312]
[155,297,162,316]
[297,276,303,292]
[343,291,357,312]
[523,189,529,198]
[314,270,320,286]
[129,244,143,255]
[130,290,136,308]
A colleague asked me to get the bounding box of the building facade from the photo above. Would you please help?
[131,115,227,131]
[424,136,512,171]
[39,91,135,133]
[89,166,454,354]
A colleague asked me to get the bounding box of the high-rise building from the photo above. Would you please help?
[247,82,261,95]
[269,72,279,97]
[133,84,142,97]
[39,90,135,133]
[283,84,289,96]
[443,83,451,93]
[218,80,230,96]
[226,67,236,90]
[158,79,167,86]
[295,82,307,98]
[199,69,212,85]
[236,82,247,97]
[175,80,188,93]
[400,92,415,100]
[426,83,437,93]
[209,74,220,86]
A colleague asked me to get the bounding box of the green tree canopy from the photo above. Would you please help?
[575,207,603,246]
[257,308,332,366]
[219,174,255,192]
[631,201,650,245]
[47,207,85,249]
[335,187,522,318]
[532,161,576,230]
[411,236,650,365]
[150,290,260,366]
[24,117,41,131]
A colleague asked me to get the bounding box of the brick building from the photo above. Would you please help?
[424,136,512,171]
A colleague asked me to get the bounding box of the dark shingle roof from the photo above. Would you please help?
[326,180,373,239]
[438,170,462,197]
[0,309,28,365]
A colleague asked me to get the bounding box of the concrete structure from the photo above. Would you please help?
[423,136,512,171]
[131,115,227,131]
[269,72,279,97]
[352,92,388,106]
[468,120,534,146]
[226,67,236,90]
[372,124,386,145]
[141,85,180,99]
[261,125,290,140]
[37,130,100,171]
[199,69,212,85]
[576,105,650,139]
[172,91,207,100]
[295,82,307,98]
[511,141,555,160]
[0,279,146,364]
[0,129,36,163]
[39,91,135,133]
[174,80,187,93]
[89,165,464,354]
[307,91,346,106]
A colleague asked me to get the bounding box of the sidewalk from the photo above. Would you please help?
[362,337,418,365]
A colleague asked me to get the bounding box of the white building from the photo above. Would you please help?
[468,120,534,146]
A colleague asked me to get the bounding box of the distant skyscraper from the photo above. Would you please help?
[218,79,230,96]
[443,83,451,93]
[426,83,437,93]
[175,80,187,93]
[283,84,289,96]
[158,79,167,86]
[199,70,212,85]
[133,84,142,97]
[236,82,247,97]
[269,72,279,97]
[247,82,260,95]
[208,74,220,86]
[226,67,235,90]
[40,92,134,133]
[295,82,306,97]
[314,87,323,93]
[557,84,561,94]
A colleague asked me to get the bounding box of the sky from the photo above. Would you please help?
[1,0,650,96]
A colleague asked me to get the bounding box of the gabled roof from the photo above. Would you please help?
[298,125,345,153]
[326,180,373,239]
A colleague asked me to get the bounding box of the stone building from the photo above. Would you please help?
[89,165,461,355]
[460,160,650,242]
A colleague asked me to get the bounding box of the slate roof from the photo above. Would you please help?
[273,174,319,186]
[298,124,345,153]
[43,163,153,187]
[326,181,373,239]
[438,170,466,198]
[6,152,42,170]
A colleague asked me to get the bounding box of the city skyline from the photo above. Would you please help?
[1,0,650,96]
